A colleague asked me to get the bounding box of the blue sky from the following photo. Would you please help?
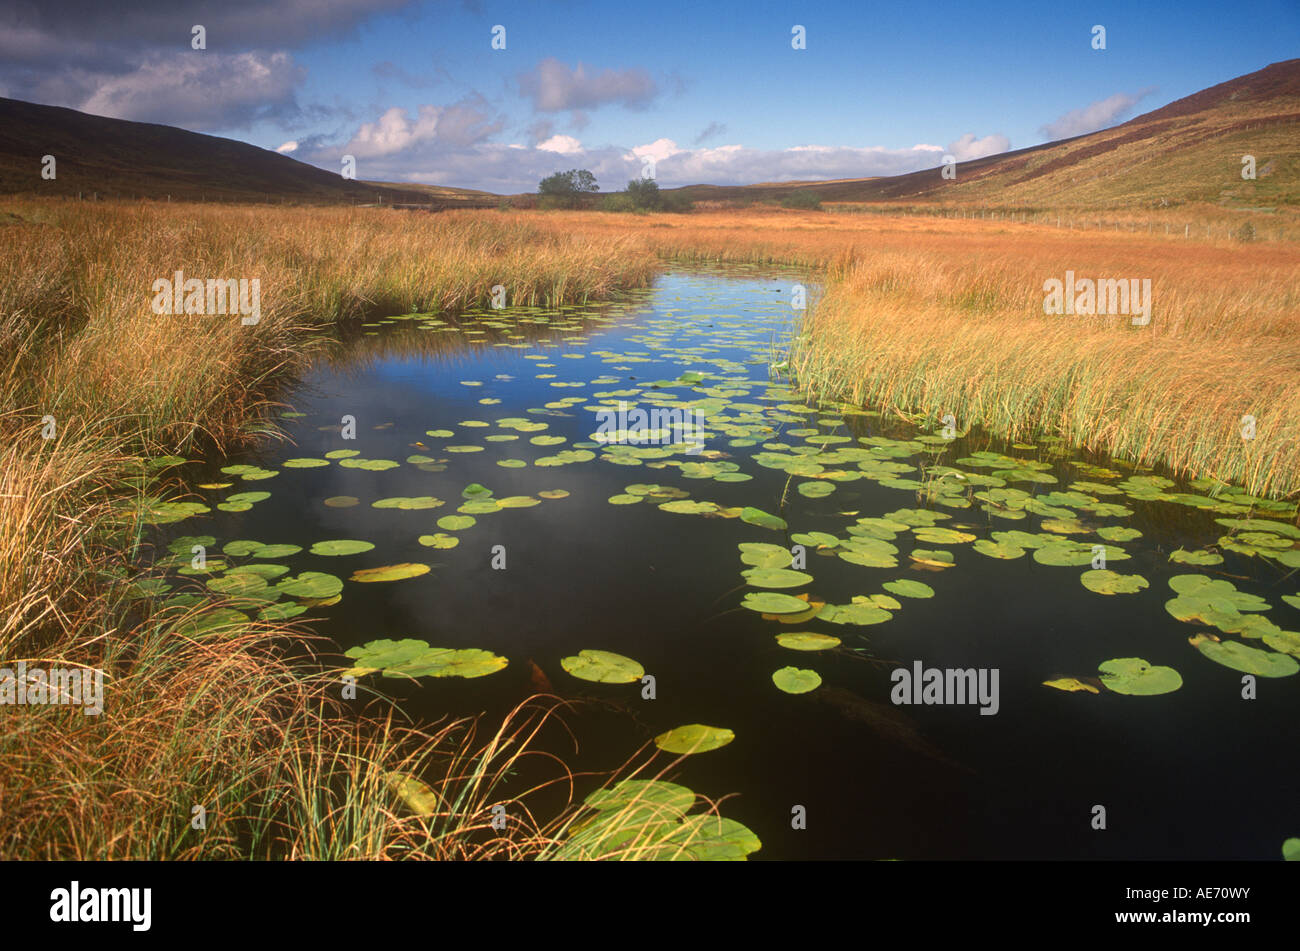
[2,0,1297,191]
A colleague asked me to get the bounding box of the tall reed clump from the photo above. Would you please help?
[532,208,1300,497]
[790,248,1300,499]
[0,198,657,859]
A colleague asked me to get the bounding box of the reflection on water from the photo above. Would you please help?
[151,265,1300,860]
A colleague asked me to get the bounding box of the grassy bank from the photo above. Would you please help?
[0,198,656,859]
[531,208,1300,500]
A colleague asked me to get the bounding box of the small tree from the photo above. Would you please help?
[626,177,661,210]
[538,169,599,208]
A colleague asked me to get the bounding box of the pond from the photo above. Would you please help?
[148,266,1300,860]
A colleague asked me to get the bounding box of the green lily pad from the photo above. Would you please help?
[741,567,813,588]
[1169,549,1224,566]
[741,592,810,614]
[654,724,735,755]
[772,666,822,694]
[560,650,645,684]
[972,538,1025,559]
[323,496,359,508]
[309,540,375,556]
[1081,570,1149,595]
[774,632,841,651]
[882,579,934,599]
[350,563,430,583]
[1188,634,1298,677]
[738,543,793,568]
[275,571,344,599]
[740,507,787,530]
[283,458,329,468]
[437,515,476,531]
[1098,657,1183,695]
[417,533,460,549]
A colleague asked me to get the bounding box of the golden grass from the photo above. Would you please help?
[529,208,1300,498]
[0,197,656,860]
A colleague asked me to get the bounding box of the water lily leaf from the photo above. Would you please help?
[882,579,934,599]
[909,549,955,568]
[738,542,793,568]
[323,496,359,508]
[373,496,443,510]
[309,539,375,556]
[350,563,430,583]
[741,567,813,588]
[584,779,694,814]
[560,649,645,684]
[772,666,821,694]
[1097,526,1142,542]
[1098,657,1183,695]
[1262,630,1300,656]
[412,528,461,548]
[1169,548,1223,566]
[791,531,839,548]
[170,608,249,637]
[818,601,892,625]
[1043,677,1099,694]
[539,489,570,499]
[740,507,787,530]
[275,571,343,599]
[654,724,735,755]
[437,515,476,531]
[797,481,835,498]
[226,563,289,580]
[225,491,271,505]
[775,632,840,651]
[1188,634,1298,677]
[167,535,215,554]
[324,449,360,459]
[1081,570,1149,595]
[384,771,441,816]
[742,591,809,614]
[283,458,329,468]
[973,538,1025,559]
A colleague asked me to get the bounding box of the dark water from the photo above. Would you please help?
[152,267,1300,860]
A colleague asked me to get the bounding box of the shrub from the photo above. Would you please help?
[781,191,823,210]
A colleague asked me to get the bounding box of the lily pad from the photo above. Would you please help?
[1097,657,1183,695]
[1080,570,1149,595]
[309,540,375,556]
[772,666,822,694]
[882,579,934,599]
[560,650,645,684]
[654,724,735,755]
[775,632,841,651]
[1188,634,1298,677]
[350,563,430,583]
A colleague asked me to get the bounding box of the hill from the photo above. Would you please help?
[666,59,1300,210]
[0,97,491,207]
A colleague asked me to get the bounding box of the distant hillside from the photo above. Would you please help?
[667,59,1300,210]
[3,59,1295,212]
[0,98,492,207]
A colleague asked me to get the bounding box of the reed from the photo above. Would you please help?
[0,197,657,860]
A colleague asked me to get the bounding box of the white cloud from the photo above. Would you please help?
[536,134,584,154]
[77,51,303,130]
[944,133,1011,162]
[1040,89,1157,140]
[276,140,299,153]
